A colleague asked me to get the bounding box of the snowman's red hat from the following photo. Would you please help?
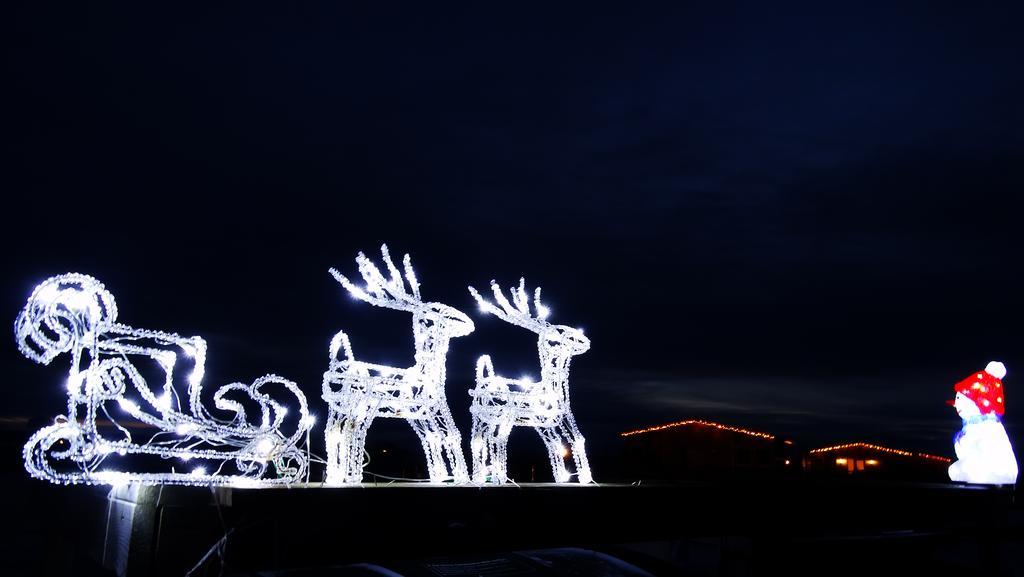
[948,361,1006,416]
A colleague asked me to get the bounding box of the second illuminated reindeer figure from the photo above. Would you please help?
[322,245,475,484]
[468,279,593,484]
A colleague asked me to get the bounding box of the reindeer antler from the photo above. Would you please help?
[468,278,551,332]
[330,244,423,312]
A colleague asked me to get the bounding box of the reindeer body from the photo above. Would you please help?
[468,279,593,484]
[322,245,473,484]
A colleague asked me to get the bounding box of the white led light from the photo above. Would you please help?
[468,278,593,484]
[154,393,171,412]
[256,437,276,457]
[323,245,474,484]
[117,398,140,414]
[92,471,131,488]
[16,274,312,487]
[175,423,198,435]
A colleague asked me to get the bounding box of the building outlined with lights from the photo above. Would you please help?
[620,419,953,482]
[802,442,951,480]
[620,419,798,480]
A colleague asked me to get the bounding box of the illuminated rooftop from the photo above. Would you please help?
[620,419,778,440]
[807,442,951,463]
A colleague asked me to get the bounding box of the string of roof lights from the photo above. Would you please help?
[621,423,951,464]
[619,419,776,440]
[808,442,951,463]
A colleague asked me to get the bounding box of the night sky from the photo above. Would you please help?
[3,2,1022,467]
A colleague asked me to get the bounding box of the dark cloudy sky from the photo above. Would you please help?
[3,2,1022,464]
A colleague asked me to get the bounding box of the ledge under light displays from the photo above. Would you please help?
[15,274,313,487]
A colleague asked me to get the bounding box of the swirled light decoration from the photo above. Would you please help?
[468,278,593,484]
[16,274,313,487]
[323,245,474,484]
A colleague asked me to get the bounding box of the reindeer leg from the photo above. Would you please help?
[470,356,513,484]
[470,415,490,483]
[471,417,510,484]
[537,425,572,483]
[432,403,469,484]
[325,399,376,485]
[344,407,375,483]
[410,416,450,483]
[559,412,592,484]
[325,411,346,484]
[485,421,513,483]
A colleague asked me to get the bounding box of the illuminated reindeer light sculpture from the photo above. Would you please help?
[15,274,312,487]
[323,245,474,484]
[468,279,593,484]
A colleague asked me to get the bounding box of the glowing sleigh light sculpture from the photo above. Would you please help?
[322,246,474,484]
[16,274,313,487]
[468,279,593,484]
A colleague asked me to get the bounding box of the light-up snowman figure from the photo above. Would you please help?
[947,361,1018,485]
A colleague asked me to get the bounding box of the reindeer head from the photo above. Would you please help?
[330,244,475,338]
[468,278,590,356]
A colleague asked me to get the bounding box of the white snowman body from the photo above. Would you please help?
[948,392,1018,485]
